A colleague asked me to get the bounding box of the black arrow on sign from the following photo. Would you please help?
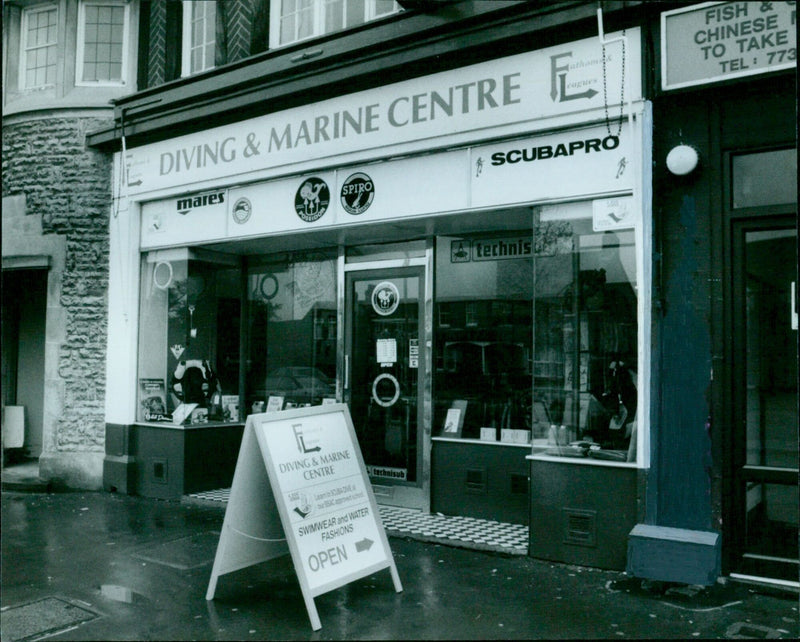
[355,538,374,552]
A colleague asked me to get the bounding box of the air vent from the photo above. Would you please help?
[465,468,486,493]
[152,458,168,484]
[510,474,528,495]
[563,508,596,547]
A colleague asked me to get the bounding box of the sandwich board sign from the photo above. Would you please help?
[206,403,402,630]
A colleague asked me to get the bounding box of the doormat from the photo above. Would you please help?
[0,596,98,641]
[132,531,220,570]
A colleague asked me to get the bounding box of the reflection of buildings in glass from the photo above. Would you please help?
[533,225,637,452]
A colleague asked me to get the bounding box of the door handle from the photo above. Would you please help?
[344,354,350,390]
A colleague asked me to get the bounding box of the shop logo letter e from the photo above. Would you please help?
[293,424,321,454]
[550,52,598,102]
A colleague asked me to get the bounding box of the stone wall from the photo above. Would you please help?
[2,115,112,489]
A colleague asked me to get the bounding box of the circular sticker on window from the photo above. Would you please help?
[294,178,330,222]
[153,261,173,290]
[371,281,399,316]
[372,373,401,408]
[340,172,375,215]
[259,273,279,300]
[231,197,252,224]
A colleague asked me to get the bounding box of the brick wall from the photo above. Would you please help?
[2,116,112,482]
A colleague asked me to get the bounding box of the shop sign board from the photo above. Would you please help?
[141,119,641,250]
[206,404,402,631]
[121,29,640,196]
[661,2,797,90]
[471,122,635,209]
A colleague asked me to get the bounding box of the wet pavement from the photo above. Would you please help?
[1,489,798,640]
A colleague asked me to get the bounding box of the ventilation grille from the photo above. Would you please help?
[563,508,596,547]
[151,458,168,484]
[465,468,486,493]
[510,474,528,495]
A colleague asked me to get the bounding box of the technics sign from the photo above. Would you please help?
[121,30,640,195]
[661,2,796,90]
[206,405,402,631]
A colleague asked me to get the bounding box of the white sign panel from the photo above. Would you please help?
[141,121,639,249]
[661,2,797,90]
[207,406,401,631]
[592,195,636,231]
[122,30,640,196]
[471,122,634,208]
[141,189,228,247]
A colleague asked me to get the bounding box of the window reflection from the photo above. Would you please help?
[246,251,338,413]
[533,215,637,460]
[435,233,533,442]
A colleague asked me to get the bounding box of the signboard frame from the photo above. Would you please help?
[661,1,797,91]
[206,404,402,630]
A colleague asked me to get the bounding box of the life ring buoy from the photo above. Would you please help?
[153,261,173,290]
[259,273,279,300]
[371,373,400,407]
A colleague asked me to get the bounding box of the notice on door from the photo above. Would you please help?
[206,404,402,630]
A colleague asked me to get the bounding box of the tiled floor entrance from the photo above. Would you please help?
[186,488,528,555]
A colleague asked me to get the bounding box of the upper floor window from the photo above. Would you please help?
[76,1,130,85]
[182,1,217,76]
[20,4,58,89]
[271,0,400,47]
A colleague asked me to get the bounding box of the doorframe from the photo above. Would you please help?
[721,141,799,582]
[336,242,434,512]
[725,213,798,583]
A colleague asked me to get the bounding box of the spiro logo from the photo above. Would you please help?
[371,281,400,316]
[231,197,252,224]
[340,172,374,215]
[294,178,330,222]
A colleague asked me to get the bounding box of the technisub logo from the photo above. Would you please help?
[176,192,225,215]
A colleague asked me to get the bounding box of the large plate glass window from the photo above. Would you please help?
[270,0,401,47]
[434,232,534,445]
[246,251,338,415]
[137,249,242,424]
[76,1,129,85]
[532,205,638,462]
[20,4,58,89]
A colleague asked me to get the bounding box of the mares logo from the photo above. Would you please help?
[176,191,225,215]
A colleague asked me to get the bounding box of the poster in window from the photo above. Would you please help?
[442,400,467,437]
[139,378,169,422]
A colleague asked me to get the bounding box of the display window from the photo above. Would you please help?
[137,249,242,424]
[434,231,534,444]
[533,206,638,461]
[245,251,338,415]
[433,208,639,463]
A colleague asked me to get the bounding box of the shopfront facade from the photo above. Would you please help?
[101,20,652,541]
[88,1,796,589]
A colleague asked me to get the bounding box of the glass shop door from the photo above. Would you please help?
[344,267,428,509]
[730,219,798,584]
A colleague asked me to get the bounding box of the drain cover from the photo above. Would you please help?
[1,597,98,641]
[133,531,220,570]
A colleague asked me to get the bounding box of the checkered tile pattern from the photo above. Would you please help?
[186,488,528,555]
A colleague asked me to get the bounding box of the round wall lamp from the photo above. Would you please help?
[666,144,699,176]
